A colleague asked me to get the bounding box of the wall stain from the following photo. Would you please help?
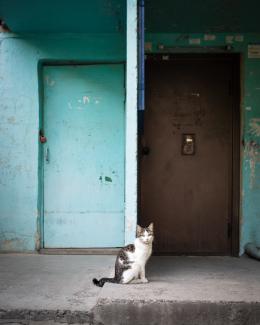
[45,75,55,87]
[245,140,260,189]
[105,176,112,182]
[0,235,28,251]
[7,116,16,124]
[34,231,40,251]
[249,118,260,137]
[83,96,90,104]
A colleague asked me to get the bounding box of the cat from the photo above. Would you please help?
[93,223,154,287]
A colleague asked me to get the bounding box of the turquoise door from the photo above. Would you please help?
[42,64,125,248]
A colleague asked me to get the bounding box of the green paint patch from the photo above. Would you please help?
[105,176,112,182]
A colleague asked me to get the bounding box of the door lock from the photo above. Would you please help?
[182,134,195,155]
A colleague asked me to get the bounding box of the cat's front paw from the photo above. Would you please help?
[141,278,148,283]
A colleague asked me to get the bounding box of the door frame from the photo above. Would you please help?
[138,53,241,256]
[37,60,127,250]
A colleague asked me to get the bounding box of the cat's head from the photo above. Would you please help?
[136,223,154,245]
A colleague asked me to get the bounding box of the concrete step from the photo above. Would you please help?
[1,255,260,324]
[1,301,260,325]
[94,300,260,325]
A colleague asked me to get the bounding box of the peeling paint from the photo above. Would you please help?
[0,234,29,251]
[235,35,244,42]
[248,45,260,59]
[225,35,234,44]
[45,75,55,86]
[34,231,40,251]
[245,141,260,189]
[249,118,260,137]
[204,34,216,41]
[189,38,201,45]
[145,42,152,51]
[83,96,90,104]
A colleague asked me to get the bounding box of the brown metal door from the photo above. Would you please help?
[140,55,239,255]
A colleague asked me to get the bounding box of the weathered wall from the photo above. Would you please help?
[1,30,260,253]
[125,0,138,245]
[146,33,260,253]
[0,33,125,251]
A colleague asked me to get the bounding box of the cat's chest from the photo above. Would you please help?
[128,246,151,264]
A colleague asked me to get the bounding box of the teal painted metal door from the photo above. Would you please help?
[42,64,125,248]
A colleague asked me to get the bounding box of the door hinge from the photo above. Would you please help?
[228,222,232,238]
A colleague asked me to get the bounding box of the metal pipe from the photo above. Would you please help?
[138,0,145,111]
[245,243,260,261]
[138,0,145,135]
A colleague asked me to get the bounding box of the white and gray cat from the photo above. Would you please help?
[93,223,154,287]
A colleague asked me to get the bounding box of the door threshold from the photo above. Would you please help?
[40,248,120,255]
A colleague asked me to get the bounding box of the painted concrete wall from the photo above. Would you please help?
[1,28,260,253]
[146,33,260,253]
[125,0,138,245]
[0,33,125,251]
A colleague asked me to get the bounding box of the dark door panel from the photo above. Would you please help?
[140,55,239,255]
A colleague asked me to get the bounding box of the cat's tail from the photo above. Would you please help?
[92,277,118,287]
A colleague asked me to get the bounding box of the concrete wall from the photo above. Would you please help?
[0,33,125,251]
[146,33,260,253]
[125,0,138,245]
[1,29,260,253]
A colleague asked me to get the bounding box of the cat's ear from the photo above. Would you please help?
[136,224,142,236]
[148,222,154,231]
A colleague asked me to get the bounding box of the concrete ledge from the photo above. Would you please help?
[1,255,260,324]
[0,309,91,325]
[1,301,260,325]
[93,300,260,325]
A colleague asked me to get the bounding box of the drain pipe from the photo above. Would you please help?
[245,243,260,261]
[138,0,145,134]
